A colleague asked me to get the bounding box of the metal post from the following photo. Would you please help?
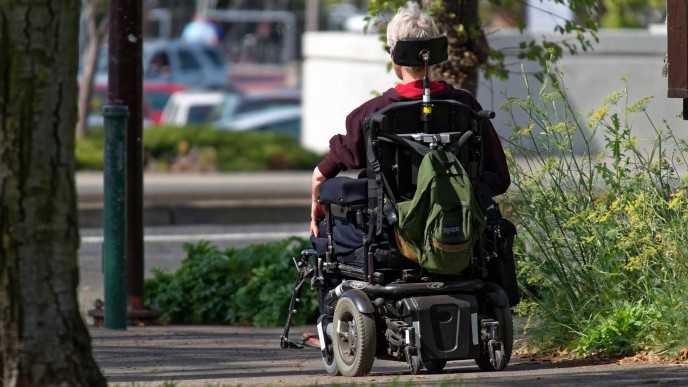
[103,105,128,330]
[109,0,145,313]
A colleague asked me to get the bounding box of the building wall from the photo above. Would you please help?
[302,29,684,156]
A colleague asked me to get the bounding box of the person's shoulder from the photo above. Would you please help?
[438,82,472,98]
[351,88,400,113]
[438,82,483,109]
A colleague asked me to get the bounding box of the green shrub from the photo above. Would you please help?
[144,237,320,327]
[503,70,688,357]
[75,125,324,171]
[75,128,104,170]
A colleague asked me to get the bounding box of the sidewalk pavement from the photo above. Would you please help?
[89,324,688,386]
[77,171,313,228]
[89,324,517,386]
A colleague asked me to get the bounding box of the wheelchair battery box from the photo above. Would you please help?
[400,294,479,361]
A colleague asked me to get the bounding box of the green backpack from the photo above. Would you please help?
[395,150,485,275]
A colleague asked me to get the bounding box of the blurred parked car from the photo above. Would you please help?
[82,39,230,90]
[144,40,229,89]
[210,86,300,123]
[161,87,300,127]
[213,105,302,139]
[84,82,185,127]
[86,83,152,128]
[143,82,187,124]
[160,90,236,126]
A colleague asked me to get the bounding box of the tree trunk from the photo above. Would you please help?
[0,1,107,386]
[425,0,489,96]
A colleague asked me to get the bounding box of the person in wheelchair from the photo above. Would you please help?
[284,1,520,377]
[310,1,510,239]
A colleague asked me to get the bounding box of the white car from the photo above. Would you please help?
[161,90,240,126]
[213,105,302,139]
[161,87,301,128]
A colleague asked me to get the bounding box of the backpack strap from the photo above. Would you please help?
[379,131,462,169]
[446,130,473,157]
[364,116,390,236]
[377,132,430,157]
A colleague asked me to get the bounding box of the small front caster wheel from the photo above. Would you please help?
[409,355,422,375]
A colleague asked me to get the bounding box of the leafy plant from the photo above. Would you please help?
[145,237,320,327]
[503,66,688,357]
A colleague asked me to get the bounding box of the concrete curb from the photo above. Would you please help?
[79,200,311,228]
[77,171,314,228]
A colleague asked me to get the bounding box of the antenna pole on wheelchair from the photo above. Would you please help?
[420,49,432,132]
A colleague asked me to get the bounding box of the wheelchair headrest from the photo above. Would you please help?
[392,36,448,67]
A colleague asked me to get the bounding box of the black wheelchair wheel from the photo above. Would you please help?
[423,359,447,373]
[475,285,513,371]
[332,297,376,376]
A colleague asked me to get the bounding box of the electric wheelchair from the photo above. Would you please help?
[280,36,519,377]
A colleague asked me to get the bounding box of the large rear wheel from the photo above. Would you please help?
[475,284,513,371]
[332,296,376,376]
[423,359,447,373]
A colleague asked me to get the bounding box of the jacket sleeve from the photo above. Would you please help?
[317,96,387,178]
[480,118,511,195]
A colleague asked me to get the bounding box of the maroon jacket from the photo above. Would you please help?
[317,80,511,195]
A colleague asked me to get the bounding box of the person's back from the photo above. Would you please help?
[309,1,509,238]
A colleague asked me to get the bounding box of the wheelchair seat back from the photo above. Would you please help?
[365,99,482,204]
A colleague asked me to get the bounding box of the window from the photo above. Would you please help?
[146,52,171,77]
[178,49,201,71]
[187,105,216,123]
[202,47,225,68]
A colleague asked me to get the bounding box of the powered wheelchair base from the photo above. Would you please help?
[280,249,513,376]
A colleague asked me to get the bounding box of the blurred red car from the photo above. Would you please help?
[143,81,187,124]
[88,82,186,126]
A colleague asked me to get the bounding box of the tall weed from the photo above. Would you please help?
[503,69,688,356]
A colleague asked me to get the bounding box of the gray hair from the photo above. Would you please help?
[386,1,440,54]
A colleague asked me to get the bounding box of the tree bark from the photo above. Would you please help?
[0,1,107,385]
[425,0,489,96]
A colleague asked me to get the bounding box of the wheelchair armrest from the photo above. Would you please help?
[318,177,367,205]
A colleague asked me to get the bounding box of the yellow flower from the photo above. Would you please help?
[596,212,610,223]
[668,196,682,210]
[517,123,535,136]
[668,189,685,210]
[590,105,610,123]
